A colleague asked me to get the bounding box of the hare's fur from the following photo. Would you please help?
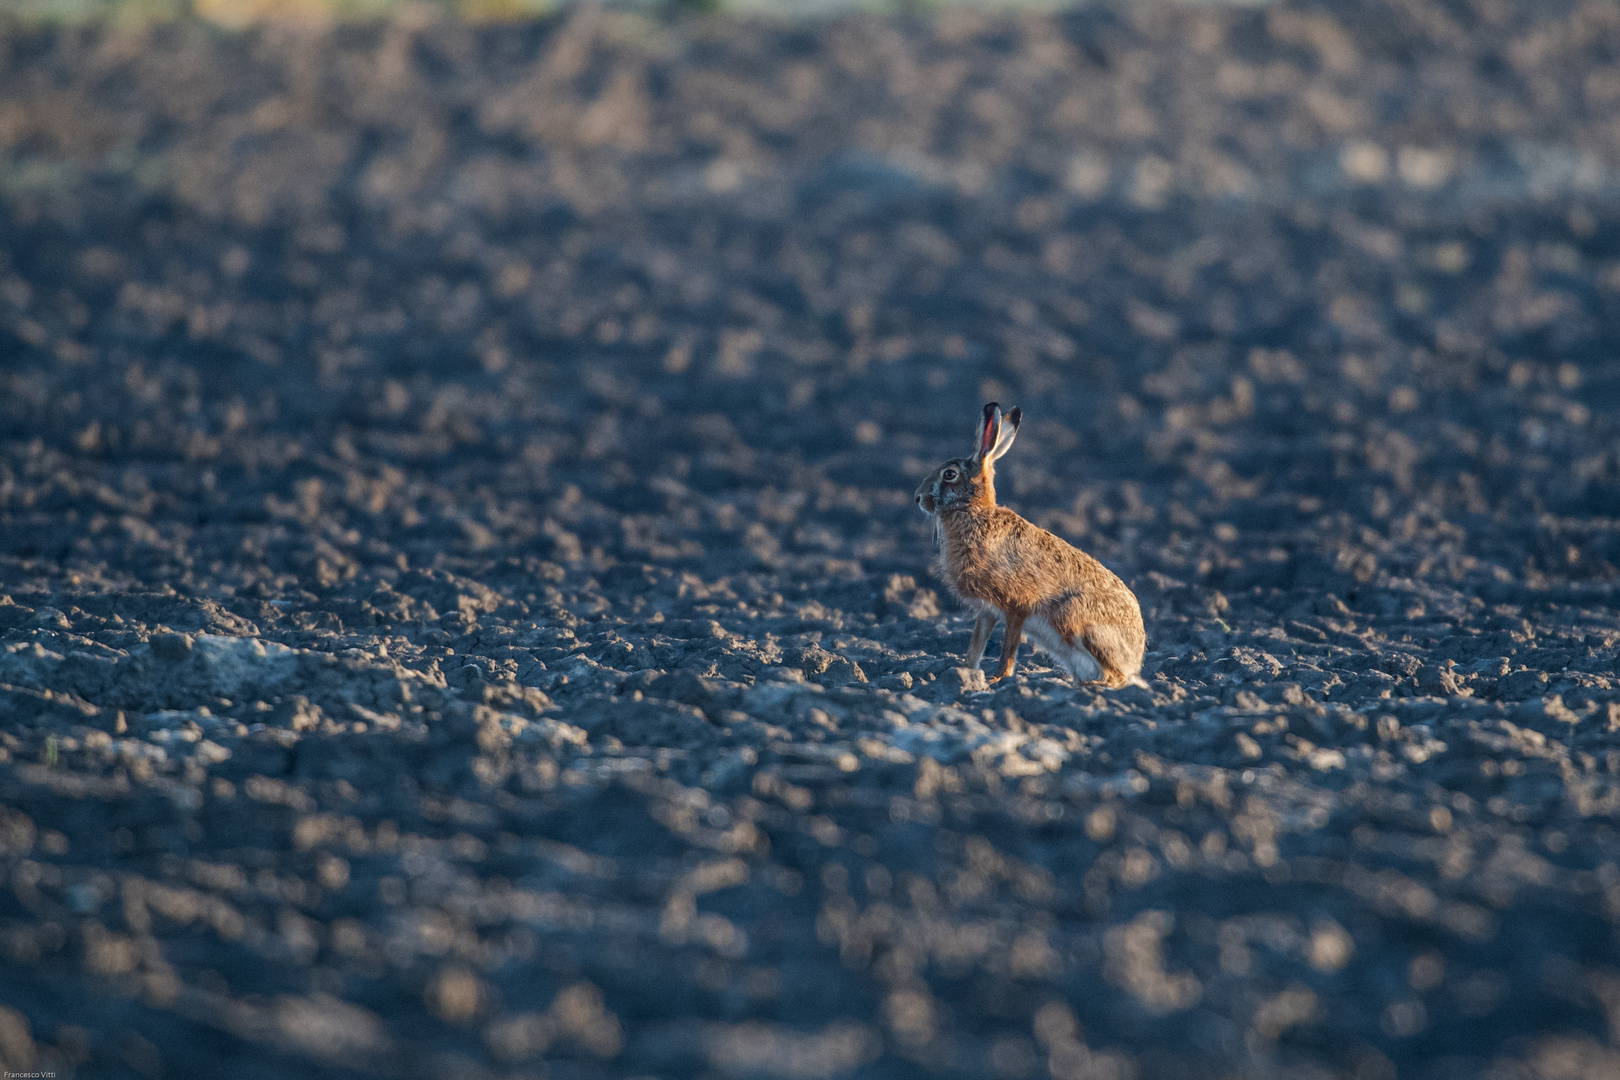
[916,404,1147,688]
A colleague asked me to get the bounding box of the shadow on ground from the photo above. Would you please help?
[2,1,1620,1076]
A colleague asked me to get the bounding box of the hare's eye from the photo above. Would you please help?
[942,469,958,481]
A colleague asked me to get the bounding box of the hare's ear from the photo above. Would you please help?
[975,402,1002,461]
[987,405,1021,461]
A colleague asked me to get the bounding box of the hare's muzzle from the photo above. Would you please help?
[915,487,936,514]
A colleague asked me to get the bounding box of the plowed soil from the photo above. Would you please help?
[2,2,1620,1077]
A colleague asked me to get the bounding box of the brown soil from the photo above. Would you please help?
[1,2,1620,1077]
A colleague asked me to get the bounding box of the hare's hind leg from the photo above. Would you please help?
[1059,640,1103,683]
[1026,615,1102,683]
[1080,624,1146,689]
[1033,597,1106,684]
[964,610,997,669]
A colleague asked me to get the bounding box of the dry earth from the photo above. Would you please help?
[2,1,1620,1077]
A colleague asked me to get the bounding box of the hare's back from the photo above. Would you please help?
[1003,513,1121,587]
[985,510,1081,602]
[1011,520,1142,623]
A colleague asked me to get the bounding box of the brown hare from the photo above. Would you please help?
[914,403,1147,688]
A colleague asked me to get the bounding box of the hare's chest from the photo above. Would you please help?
[944,545,1021,605]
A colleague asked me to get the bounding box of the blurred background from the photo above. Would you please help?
[3,0,1620,1077]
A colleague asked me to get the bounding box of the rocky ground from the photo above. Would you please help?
[1,0,1620,1076]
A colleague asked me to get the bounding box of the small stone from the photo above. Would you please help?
[1307,920,1354,972]
[1228,689,1266,711]
[824,657,867,684]
[151,632,195,662]
[1309,748,1346,771]
[948,667,989,693]
[272,696,323,732]
[194,741,232,766]
[1497,668,1549,700]
[787,645,837,676]
[650,670,718,706]
[1417,659,1466,697]
[28,607,71,630]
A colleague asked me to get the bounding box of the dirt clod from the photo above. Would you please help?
[1,1,1620,1077]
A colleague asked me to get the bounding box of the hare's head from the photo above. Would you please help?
[914,402,1021,515]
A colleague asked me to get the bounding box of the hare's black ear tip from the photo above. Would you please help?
[983,401,1000,418]
[1007,406,1022,427]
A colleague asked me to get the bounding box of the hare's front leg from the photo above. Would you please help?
[964,611,997,669]
[992,611,1026,681]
